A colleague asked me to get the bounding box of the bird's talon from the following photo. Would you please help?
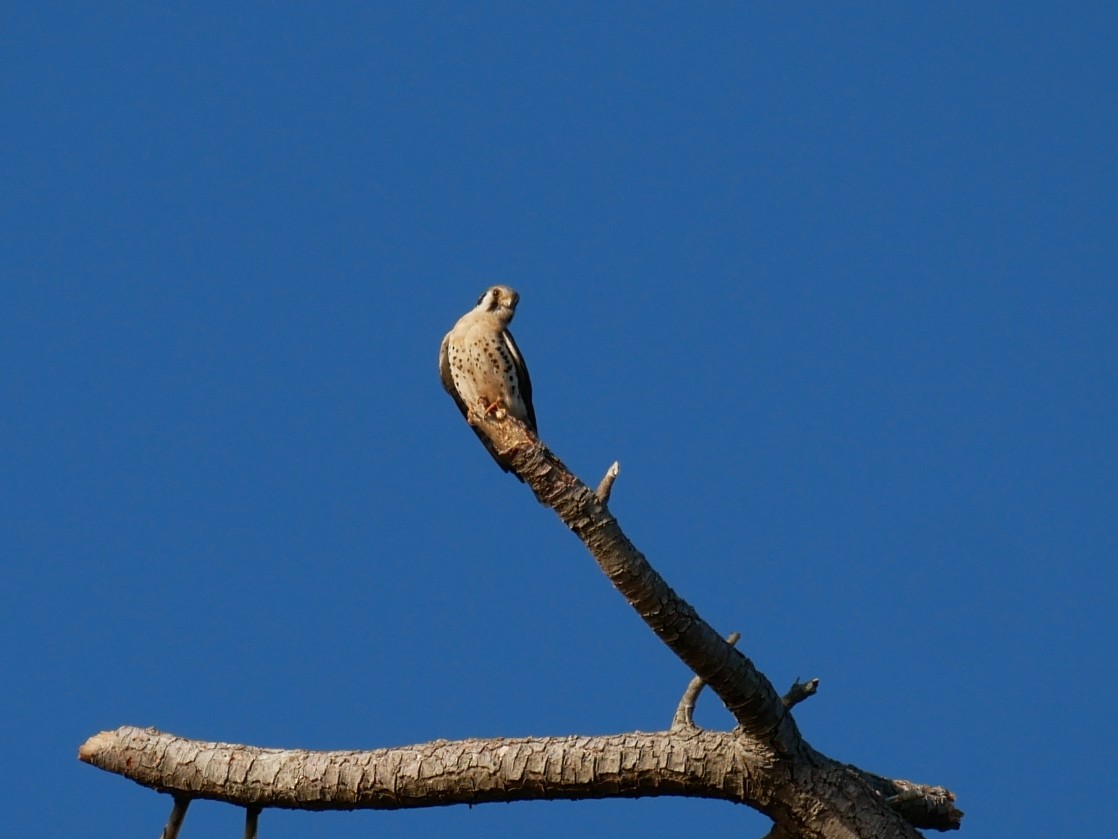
[481,400,507,420]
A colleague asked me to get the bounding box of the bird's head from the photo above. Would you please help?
[476,285,520,324]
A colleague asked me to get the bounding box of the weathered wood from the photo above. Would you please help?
[78,726,959,834]
[77,413,964,836]
[487,414,796,752]
[80,726,766,810]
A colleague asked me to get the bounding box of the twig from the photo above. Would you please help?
[244,805,261,839]
[160,796,190,839]
[782,678,819,709]
[671,632,741,730]
[595,461,620,503]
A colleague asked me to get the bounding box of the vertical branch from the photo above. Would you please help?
[244,805,261,839]
[160,797,190,839]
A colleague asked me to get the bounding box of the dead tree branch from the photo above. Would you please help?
[81,726,768,810]
[595,461,620,502]
[782,678,820,709]
[78,414,963,836]
[484,416,797,752]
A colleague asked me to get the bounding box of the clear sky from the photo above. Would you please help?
[4,3,1115,837]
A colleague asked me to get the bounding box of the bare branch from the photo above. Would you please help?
[80,726,766,811]
[782,678,820,709]
[860,771,964,832]
[244,806,260,839]
[479,415,795,751]
[80,725,959,834]
[160,797,189,839]
[672,632,742,730]
[79,414,964,836]
[469,417,962,835]
[595,461,620,503]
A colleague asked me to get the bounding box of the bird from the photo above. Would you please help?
[439,286,537,478]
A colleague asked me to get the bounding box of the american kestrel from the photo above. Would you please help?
[439,286,537,477]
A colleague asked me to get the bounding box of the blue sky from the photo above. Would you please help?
[3,3,1115,837]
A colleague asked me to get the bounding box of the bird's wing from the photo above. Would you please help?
[438,333,469,421]
[503,328,536,433]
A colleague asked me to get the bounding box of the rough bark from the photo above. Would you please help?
[80,727,767,810]
[78,414,963,837]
